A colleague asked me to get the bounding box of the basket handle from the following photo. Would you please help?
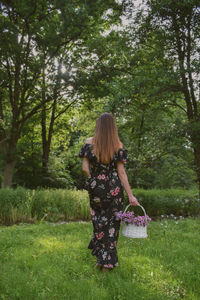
[123,204,147,220]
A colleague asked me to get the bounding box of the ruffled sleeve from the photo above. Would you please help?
[114,148,129,164]
[79,144,91,159]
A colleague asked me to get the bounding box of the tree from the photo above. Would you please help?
[147,0,200,194]
[63,23,197,190]
[0,0,122,187]
[116,0,200,194]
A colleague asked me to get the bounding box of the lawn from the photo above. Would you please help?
[0,218,199,300]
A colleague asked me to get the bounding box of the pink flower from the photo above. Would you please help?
[109,228,115,237]
[114,187,120,195]
[97,174,106,180]
[90,208,95,216]
[111,186,120,196]
[96,231,104,240]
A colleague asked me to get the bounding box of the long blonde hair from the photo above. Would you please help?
[92,113,123,164]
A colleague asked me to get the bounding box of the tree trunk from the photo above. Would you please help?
[1,140,18,188]
[193,147,200,198]
[41,62,61,174]
[173,17,200,196]
[191,134,200,198]
[2,160,16,188]
[0,126,19,188]
[41,65,48,174]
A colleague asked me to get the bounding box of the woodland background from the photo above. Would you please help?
[0,0,200,195]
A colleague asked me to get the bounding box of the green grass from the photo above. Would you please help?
[0,218,199,300]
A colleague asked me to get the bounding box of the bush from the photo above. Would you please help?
[0,187,199,225]
[127,188,200,217]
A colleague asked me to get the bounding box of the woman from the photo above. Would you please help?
[79,112,139,272]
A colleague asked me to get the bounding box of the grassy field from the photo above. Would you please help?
[0,218,199,300]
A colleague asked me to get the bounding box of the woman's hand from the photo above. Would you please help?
[128,194,140,206]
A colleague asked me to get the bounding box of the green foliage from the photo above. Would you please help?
[0,0,123,187]
[130,188,200,217]
[1,0,200,194]
[0,187,33,225]
[70,107,197,190]
[0,187,199,225]
[134,154,197,190]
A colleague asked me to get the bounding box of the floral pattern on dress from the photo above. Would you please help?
[79,143,129,269]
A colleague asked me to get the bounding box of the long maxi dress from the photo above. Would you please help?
[79,143,129,269]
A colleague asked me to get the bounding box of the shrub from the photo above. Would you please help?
[0,187,199,225]
[126,188,200,217]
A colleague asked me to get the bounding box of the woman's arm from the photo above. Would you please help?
[117,162,139,206]
[82,157,90,178]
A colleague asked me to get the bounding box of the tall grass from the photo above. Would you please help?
[0,187,199,225]
[31,188,90,221]
[0,187,33,225]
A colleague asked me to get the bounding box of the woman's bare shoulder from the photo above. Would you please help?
[85,137,93,144]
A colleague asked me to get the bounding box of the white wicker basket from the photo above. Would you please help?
[121,204,148,238]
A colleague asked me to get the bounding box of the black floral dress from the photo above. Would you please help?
[79,143,129,269]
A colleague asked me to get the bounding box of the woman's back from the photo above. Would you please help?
[79,141,129,209]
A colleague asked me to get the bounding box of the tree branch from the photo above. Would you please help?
[47,39,72,64]
[54,98,77,120]
[172,14,194,119]
[20,33,32,120]
[0,92,4,121]
[167,101,187,114]
[19,94,54,129]
[6,59,14,107]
